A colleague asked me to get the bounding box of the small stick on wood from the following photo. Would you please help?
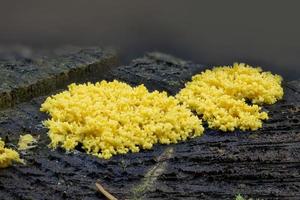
[95,181,118,200]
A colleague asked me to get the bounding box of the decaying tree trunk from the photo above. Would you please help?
[0,50,299,200]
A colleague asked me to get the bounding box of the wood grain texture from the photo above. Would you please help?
[0,52,299,200]
[0,47,118,109]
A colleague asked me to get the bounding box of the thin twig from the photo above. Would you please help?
[95,181,118,200]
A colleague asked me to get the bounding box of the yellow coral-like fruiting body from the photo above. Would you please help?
[18,134,38,151]
[41,80,204,159]
[176,63,283,131]
[0,139,23,168]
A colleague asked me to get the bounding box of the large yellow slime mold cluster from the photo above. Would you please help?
[41,80,204,159]
[176,63,283,131]
[0,139,22,168]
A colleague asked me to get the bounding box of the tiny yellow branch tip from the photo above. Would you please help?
[0,139,23,168]
[18,134,38,151]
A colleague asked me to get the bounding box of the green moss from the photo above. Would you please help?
[235,194,246,200]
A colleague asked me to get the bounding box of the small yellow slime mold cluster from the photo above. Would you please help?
[18,134,38,151]
[41,80,204,159]
[176,63,283,131]
[0,139,22,168]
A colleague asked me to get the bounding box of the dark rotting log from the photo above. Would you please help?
[0,47,118,109]
[103,52,207,95]
[0,51,299,200]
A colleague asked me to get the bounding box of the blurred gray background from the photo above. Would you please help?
[0,0,299,80]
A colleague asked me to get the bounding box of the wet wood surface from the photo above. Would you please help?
[0,51,299,200]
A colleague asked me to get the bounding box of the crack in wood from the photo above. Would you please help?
[130,147,174,200]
